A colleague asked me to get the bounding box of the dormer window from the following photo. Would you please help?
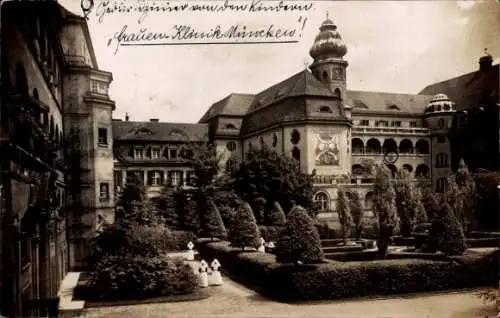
[169,148,178,160]
[387,104,400,111]
[136,128,152,135]
[134,147,144,159]
[319,106,332,113]
[224,123,237,130]
[151,148,161,159]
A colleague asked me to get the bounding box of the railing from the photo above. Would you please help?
[352,126,430,135]
[351,150,430,157]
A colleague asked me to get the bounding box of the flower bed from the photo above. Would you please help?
[197,240,498,302]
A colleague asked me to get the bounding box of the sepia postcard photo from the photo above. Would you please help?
[0,0,499,317]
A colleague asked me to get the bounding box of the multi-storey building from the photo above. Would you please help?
[0,2,114,316]
[197,17,499,223]
[112,117,209,198]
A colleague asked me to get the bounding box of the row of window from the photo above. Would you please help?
[358,120,419,128]
[132,147,181,160]
[114,170,196,188]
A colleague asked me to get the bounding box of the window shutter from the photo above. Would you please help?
[146,146,152,158]
[179,171,184,186]
[128,147,134,157]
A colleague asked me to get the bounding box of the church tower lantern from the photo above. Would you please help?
[309,14,348,102]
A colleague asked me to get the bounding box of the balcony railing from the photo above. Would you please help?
[352,126,430,136]
[351,149,429,157]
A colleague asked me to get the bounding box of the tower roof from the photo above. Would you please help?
[309,15,347,60]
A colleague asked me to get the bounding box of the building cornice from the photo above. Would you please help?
[351,109,424,118]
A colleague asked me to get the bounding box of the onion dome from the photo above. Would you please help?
[309,18,347,60]
[425,93,456,113]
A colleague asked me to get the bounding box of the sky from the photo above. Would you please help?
[60,0,500,123]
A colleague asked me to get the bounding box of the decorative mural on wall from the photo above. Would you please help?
[314,130,341,166]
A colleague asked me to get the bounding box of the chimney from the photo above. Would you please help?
[150,118,159,123]
[125,113,129,121]
[479,48,493,71]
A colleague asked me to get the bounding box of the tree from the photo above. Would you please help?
[199,200,227,240]
[186,142,222,191]
[372,165,399,258]
[275,205,324,264]
[154,186,178,229]
[393,169,427,237]
[446,159,477,234]
[349,191,364,240]
[231,146,315,215]
[115,175,147,222]
[228,202,261,249]
[267,201,286,226]
[426,202,467,256]
[336,189,354,244]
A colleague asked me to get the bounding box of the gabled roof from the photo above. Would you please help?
[419,64,499,111]
[247,69,335,113]
[113,120,208,142]
[346,90,434,113]
[199,93,254,122]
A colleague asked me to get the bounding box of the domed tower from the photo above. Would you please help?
[309,15,348,105]
[424,94,456,193]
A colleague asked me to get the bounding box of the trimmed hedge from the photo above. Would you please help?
[197,240,498,302]
[259,226,285,242]
[322,245,364,253]
[393,236,499,248]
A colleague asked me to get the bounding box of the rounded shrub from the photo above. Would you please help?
[275,205,324,264]
[228,202,261,249]
[427,203,467,256]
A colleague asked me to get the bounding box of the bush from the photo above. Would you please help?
[427,203,467,256]
[197,240,498,302]
[275,206,324,264]
[87,255,197,301]
[266,201,286,226]
[169,231,197,251]
[88,223,171,263]
[228,202,261,249]
[258,226,284,242]
[336,189,354,244]
[349,192,364,240]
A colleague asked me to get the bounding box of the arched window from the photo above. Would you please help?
[351,138,364,154]
[415,139,429,154]
[224,123,237,130]
[365,192,374,210]
[382,139,398,153]
[436,177,447,193]
[334,88,342,100]
[399,139,413,154]
[32,88,39,100]
[290,129,300,145]
[366,138,381,154]
[15,62,28,95]
[313,192,329,211]
[415,164,429,178]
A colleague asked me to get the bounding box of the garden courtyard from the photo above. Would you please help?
[80,268,496,318]
[70,145,499,318]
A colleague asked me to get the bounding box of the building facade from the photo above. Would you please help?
[197,18,499,222]
[0,2,114,316]
[112,117,209,198]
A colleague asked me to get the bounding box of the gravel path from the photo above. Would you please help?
[80,273,497,318]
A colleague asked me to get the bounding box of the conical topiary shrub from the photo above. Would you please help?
[228,202,261,250]
[267,201,286,226]
[427,203,467,256]
[275,205,324,264]
[200,200,227,241]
